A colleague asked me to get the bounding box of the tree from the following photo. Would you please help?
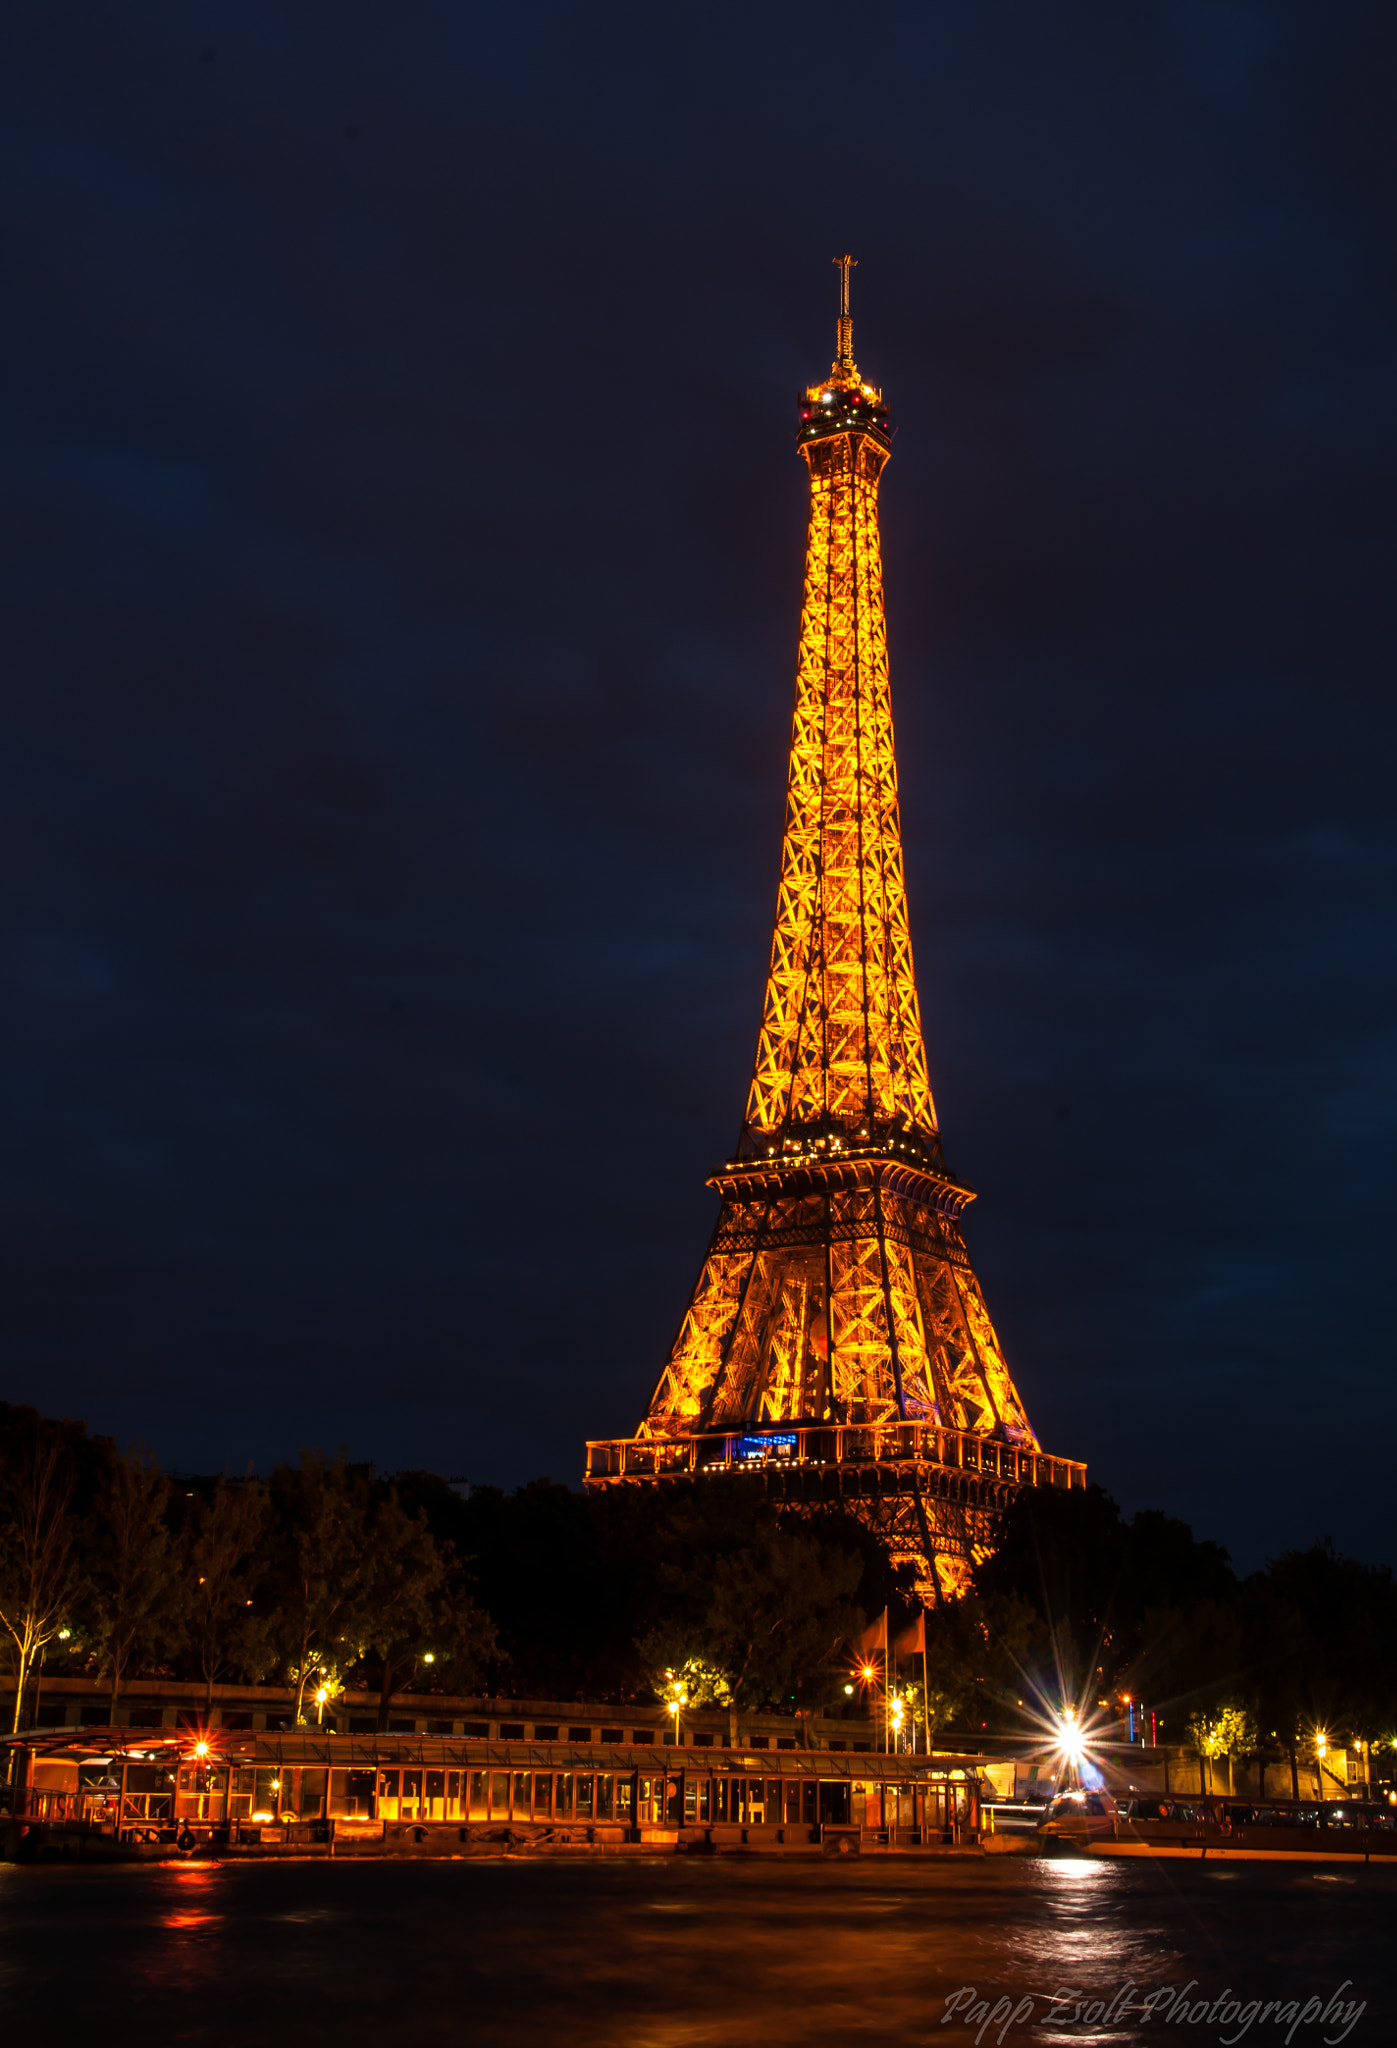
[187,1478,273,1710]
[86,1446,185,1710]
[1251,1542,1397,1749]
[268,1450,379,1722]
[919,1588,1043,1738]
[0,1412,80,1731]
[454,1477,607,1697]
[1188,1704,1256,1793]
[972,1482,1242,1729]
[358,1492,495,1729]
[636,1485,866,1713]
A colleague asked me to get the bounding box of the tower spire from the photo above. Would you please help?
[833,252,857,379]
[585,265,1086,1603]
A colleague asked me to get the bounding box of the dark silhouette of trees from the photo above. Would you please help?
[634,1486,866,1713]
[358,1491,494,1729]
[186,1477,273,1710]
[964,1482,1242,1726]
[86,1446,184,1709]
[1,1401,1391,1767]
[268,1450,378,1722]
[0,1408,82,1731]
[451,1475,904,1708]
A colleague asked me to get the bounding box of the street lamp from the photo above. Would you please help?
[1055,1707,1088,1786]
[662,1669,687,1744]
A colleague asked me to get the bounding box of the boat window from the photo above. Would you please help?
[818,1781,851,1826]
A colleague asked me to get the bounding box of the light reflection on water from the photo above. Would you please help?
[148,1861,228,1987]
[0,1857,1390,2045]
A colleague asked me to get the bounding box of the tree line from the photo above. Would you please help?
[0,1404,495,1731]
[0,1402,903,1733]
[930,1482,1397,1782]
[3,1401,1392,1776]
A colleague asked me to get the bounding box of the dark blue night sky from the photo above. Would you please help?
[3,3,1394,1572]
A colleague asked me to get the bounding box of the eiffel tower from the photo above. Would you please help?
[586,259,1085,1600]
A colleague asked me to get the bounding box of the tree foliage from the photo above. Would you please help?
[357,1490,495,1729]
[0,1408,84,1730]
[634,1486,865,1712]
[186,1477,275,1708]
[86,1445,184,1706]
[268,1450,379,1721]
[2,1402,1393,1766]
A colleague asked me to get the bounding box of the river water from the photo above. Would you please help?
[0,1854,1389,2045]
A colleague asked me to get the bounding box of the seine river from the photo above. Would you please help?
[1,1855,1389,2045]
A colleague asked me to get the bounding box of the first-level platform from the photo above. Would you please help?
[585,1419,1087,1597]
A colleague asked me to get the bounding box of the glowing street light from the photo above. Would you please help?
[1055,1707,1087,1773]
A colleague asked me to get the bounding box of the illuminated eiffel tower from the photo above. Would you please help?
[586,260,1085,1600]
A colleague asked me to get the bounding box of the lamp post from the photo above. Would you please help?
[661,1670,687,1747]
[889,1694,905,1756]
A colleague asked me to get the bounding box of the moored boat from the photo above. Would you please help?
[1036,1789,1397,1862]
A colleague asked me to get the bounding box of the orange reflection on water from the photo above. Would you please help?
[142,1863,227,1983]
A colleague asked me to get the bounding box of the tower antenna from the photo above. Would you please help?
[833,253,857,375]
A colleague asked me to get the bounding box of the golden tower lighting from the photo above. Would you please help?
[586,259,1086,1600]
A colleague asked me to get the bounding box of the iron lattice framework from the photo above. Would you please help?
[586,260,1085,1599]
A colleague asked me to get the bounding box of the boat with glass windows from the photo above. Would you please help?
[1036,1788,1397,1861]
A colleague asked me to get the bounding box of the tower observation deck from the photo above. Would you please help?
[585,260,1085,1601]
